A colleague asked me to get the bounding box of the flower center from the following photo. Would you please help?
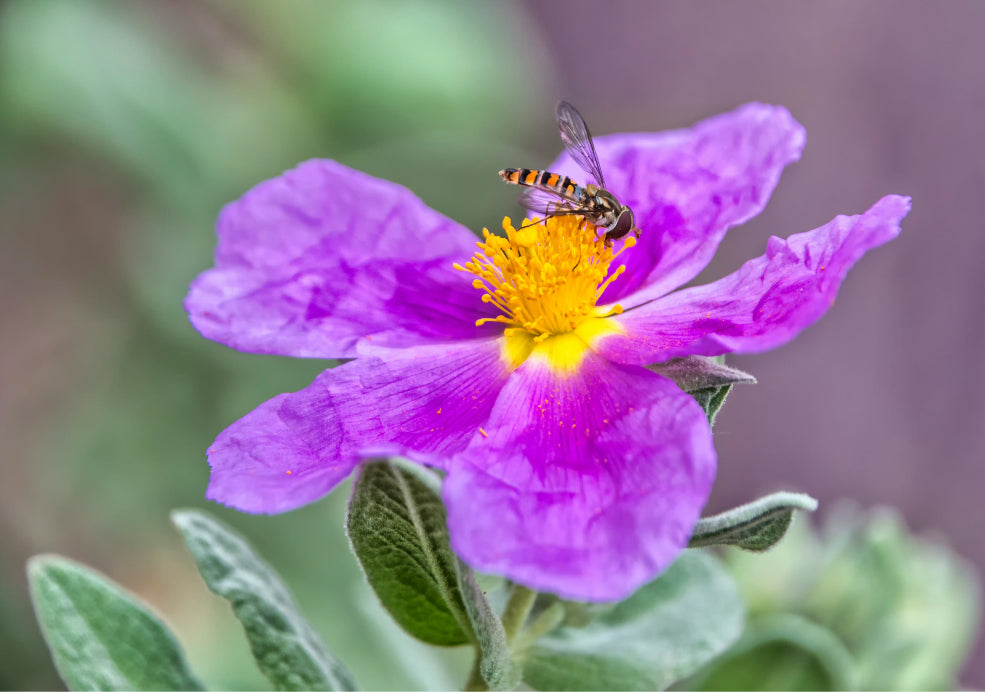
[456,215,634,370]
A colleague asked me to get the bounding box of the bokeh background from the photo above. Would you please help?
[1,0,983,688]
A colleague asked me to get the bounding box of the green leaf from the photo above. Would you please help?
[689,492,818,551]
[346,460,472,647]
[347,460,518,688]
[171,510,356,691]
[27,555,204,691]
[690,385,733,426]
[520,551,744,691]
[457,561,520,690]
[689,613,857,691]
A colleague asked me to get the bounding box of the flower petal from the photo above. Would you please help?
[444,354,715,601]
[207,338,512,513]
[186,159,497,358]
[547,103,805,304]
[599,195,911,365]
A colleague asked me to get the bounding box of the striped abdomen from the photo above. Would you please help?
[499,168,587,204]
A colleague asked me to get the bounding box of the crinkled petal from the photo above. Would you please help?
[186,159,498,358]
[598,195,911,365]
[444,354,715,601]
[546,103,805,304]
[207,338,512,513]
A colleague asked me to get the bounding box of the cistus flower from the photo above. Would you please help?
[186,103,909,601]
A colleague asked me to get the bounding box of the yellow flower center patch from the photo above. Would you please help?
[456,216,634,372]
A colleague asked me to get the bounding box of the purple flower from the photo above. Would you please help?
[186,103,909,601]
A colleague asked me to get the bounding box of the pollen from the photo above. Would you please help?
[456,215,635,342]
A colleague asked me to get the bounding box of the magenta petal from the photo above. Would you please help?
[186,160,497,359]
[444,354,715,601]
[205,385,357,515]
[546,103,805,304]
[207,338,512,513]
[599,195,911,365]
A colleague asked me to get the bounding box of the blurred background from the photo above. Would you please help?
[1,0,982,688]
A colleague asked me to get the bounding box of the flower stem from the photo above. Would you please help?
[512,601,565,651]
[501,583,538,644]
[464,656,488,692]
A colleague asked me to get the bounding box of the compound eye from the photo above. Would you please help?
[607,210,633,240]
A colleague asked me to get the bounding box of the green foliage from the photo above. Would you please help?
[27,555,204,691]
[650,356,755,426]
[458,563,520,691]
[519,551,744,691]
[0,0,320,206]
[235,0,543,148]
[689,613,856,690]
[688,492,818,551]
[690,385,733,426]
[347,460,518,689]
[347,460,472,647]
[718,505,981,690]
[171,510,356,691]
[0,578,58,689]
[557,600,615,629]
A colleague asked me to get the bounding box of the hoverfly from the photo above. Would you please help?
[500,101,639,243]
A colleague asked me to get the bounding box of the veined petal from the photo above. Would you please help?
[186,159,498,359]
[444,354,715,601]
[599,195,911,365]
[207,338,512,514]
[547,103,805,304]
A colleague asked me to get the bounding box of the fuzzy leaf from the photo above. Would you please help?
[346,460,472,646]
[457,560,519,690]
[649,356,756,392]
[689,492,818,551]
[690,385,733,425]
[27,555,204,691]
[520,551,744,691]
[171,510,356,691]
[651,356,754,426]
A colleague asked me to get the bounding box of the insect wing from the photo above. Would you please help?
[517,186,578,216]
[556,100,607,188]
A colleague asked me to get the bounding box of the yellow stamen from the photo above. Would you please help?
[457,215,635,371]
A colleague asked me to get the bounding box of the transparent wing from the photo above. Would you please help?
[556,100,606,188]
[518,186,579,216]
[515,188,588,232]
